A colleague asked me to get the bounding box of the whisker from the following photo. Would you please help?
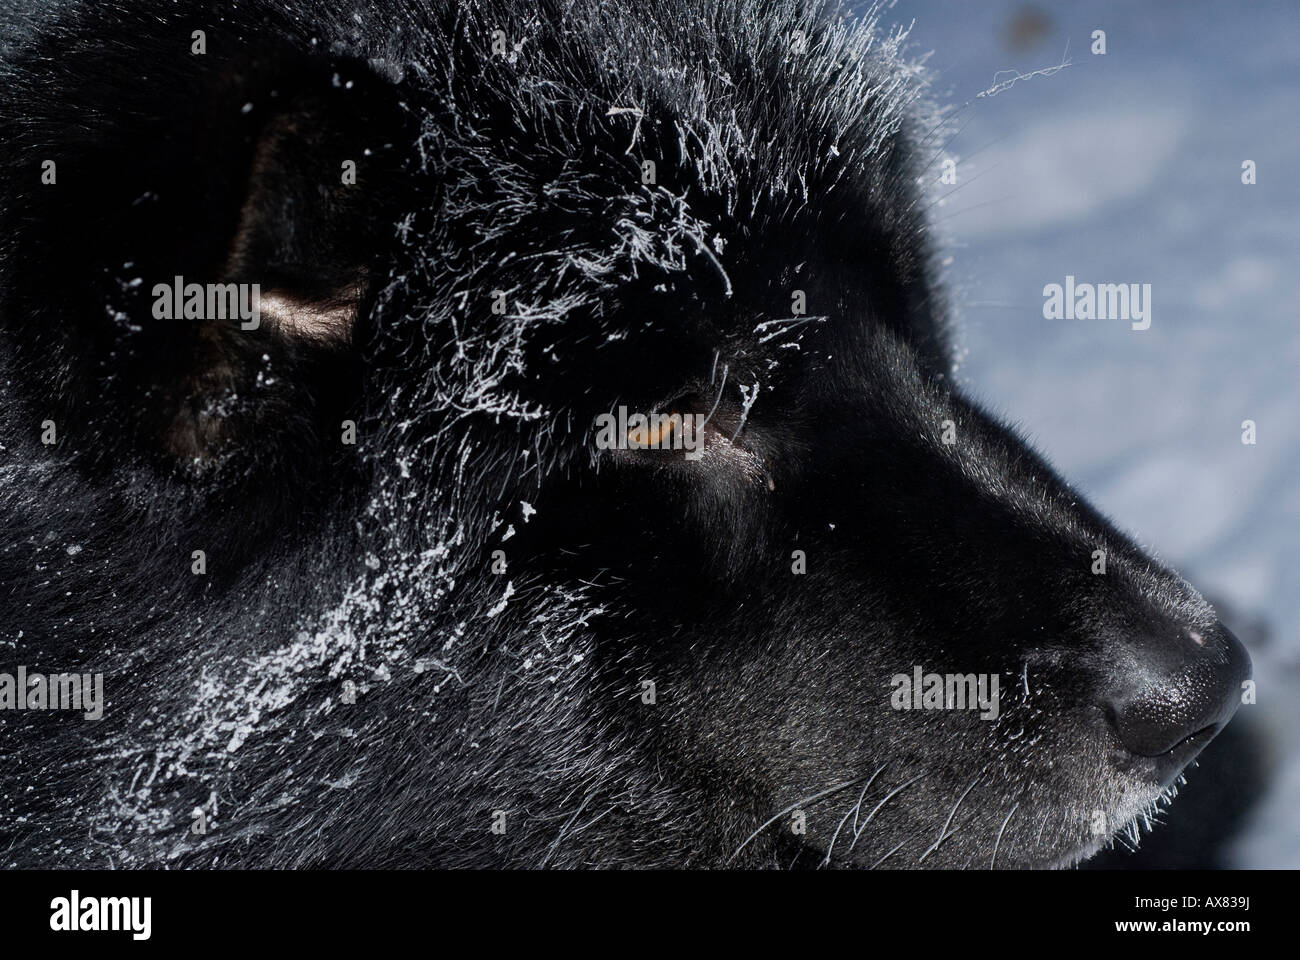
[848,771,926,854]
[918,775,980,864]
[821,763,891,868]
[869,839,907,870]
[726,777,868,865]
[851,764,888,838]
[990,801,1020,869]
[820,802,857,869]
[700,364,728,431]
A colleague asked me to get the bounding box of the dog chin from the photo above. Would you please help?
[1040,779,1190,870]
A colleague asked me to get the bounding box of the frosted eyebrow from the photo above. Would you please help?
[258,287,359,347]
[218,105,374,349]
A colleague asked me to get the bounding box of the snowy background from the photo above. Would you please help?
[880,0,1299,866]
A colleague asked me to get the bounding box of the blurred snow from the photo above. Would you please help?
[945,108,1188,237]
[884,0,1300,866]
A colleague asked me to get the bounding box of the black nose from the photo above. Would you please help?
[1108,620,1251,757]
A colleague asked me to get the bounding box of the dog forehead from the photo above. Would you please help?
[378,39,931,398]
[395,3,922,232]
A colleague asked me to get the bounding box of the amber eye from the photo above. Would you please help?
[627,412,683,448]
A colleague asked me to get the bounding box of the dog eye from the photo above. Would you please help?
[627,412,682,448]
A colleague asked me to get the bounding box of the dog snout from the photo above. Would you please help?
[1106,620,1251,758]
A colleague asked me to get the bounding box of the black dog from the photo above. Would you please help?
[0,0,1249,868]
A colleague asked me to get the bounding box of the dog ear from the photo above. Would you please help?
[0,14,408,473]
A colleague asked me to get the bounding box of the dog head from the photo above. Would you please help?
[0,0,1248,868]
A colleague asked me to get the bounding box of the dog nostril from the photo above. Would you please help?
[1108,620,1251,758]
